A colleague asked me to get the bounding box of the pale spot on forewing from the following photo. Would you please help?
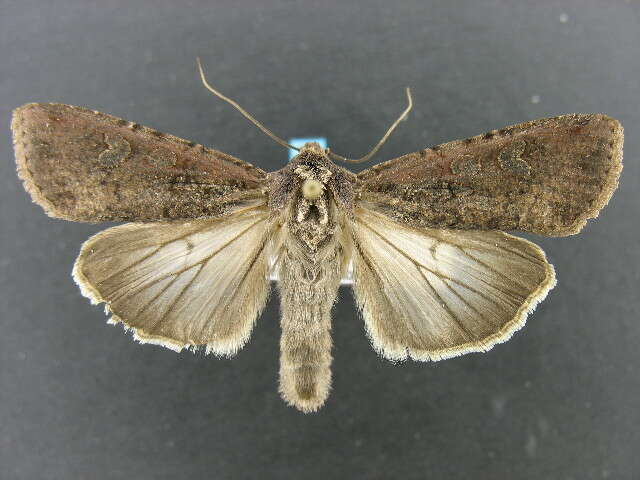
[498,140,531,176]
[98,133,131,167]
[451,154,482,175]
[147,147,177,168]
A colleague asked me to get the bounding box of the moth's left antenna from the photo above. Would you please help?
[196,58,300,153]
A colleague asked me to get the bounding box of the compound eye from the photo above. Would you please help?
[301,179,323,200]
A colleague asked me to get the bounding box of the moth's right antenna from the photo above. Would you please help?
[196,58,300,153]
[329,88,413,164]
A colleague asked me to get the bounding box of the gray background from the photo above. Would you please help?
[1,1,638,479]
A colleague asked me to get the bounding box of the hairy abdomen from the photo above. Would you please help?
[277,242,344,413]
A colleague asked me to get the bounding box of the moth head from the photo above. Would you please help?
[301,178,323,200]
[268,142,356,218]
[294,164,332,200]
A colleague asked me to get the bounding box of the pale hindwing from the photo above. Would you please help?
[350,208,556,361]
[73,204,273,355]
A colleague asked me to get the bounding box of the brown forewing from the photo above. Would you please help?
[356,114,623,236]
[12,103,267,222]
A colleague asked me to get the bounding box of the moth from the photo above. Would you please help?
[11,63,623,413]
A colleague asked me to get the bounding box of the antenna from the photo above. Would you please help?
[196,58,300,153]
[328,88,413,164]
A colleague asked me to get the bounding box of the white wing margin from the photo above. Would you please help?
[350,208,556,361]
[73,203,273,355]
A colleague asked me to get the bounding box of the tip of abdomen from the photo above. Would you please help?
[279,364,331,413]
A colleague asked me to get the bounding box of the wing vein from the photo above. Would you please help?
[467,236,542,264]
[185,217,268,331]
[97,245,163,285]
[357,216,526,307]
[144,263,205,336]
[217,235,268,319]
[108,215,268,303]
[441,278,491,326]
[417,267,473,341]
[148,261,207,337]
[135,269,191,319]
[459,246,531,293]
[350,230,429,349]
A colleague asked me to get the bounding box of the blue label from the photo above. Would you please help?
[288,137,328,161]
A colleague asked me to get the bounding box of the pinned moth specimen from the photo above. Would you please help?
[12,63,623,413]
